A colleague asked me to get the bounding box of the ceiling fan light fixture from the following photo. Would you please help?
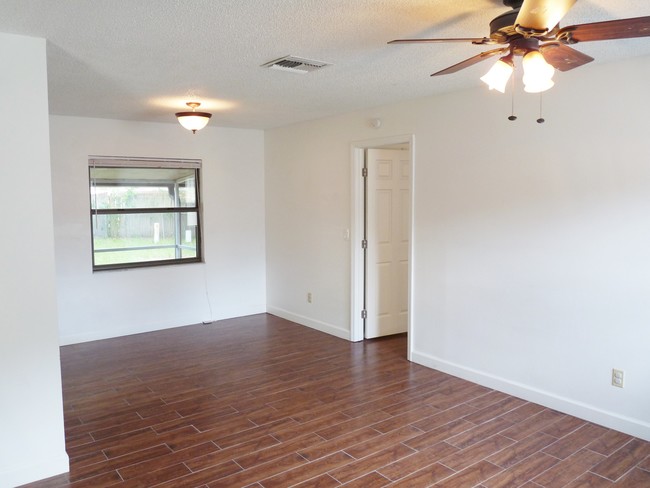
[523,78,555,93]
[480,57,514,93]
[176,102,212,134]
[522,51,555,93]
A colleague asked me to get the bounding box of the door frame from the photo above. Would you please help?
[350,134,415,358]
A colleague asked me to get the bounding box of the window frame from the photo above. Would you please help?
[88,156,203,271]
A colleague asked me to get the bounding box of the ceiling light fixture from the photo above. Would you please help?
[480,49,555,95]
[175,102,212,134]
[522,51,555,93]
[480,54,514,93]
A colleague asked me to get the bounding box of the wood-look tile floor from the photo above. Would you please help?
[23,314,650,488]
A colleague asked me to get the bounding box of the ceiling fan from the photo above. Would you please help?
[389,0,650,93]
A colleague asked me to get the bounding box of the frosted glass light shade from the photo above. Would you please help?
[176,112,212,133]
[523,78,555,93]
[522,51,555,93]
[480,59,514,93]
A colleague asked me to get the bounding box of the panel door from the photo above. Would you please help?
[365,148,410,339]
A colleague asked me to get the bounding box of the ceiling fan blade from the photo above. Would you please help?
[431,48,509,76]
[557,16,650,43]
[515,0,576,33]
[539,42,594,71]
[388,37,495,45]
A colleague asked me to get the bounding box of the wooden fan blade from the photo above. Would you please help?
[388,37,495,45]
[557,16,650,43]
[515,0,576,33]
[540,42,594,71]
[431,48,509,76]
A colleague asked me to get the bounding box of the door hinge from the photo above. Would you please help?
[362,167,368,178]
[361,239,367,249]
[361,309,367,319]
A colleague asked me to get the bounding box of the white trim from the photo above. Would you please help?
[349,135,415,355]
[350,146,365,342]
[88,155,201,168]
[267,307,350,340]
[411,349,650,442]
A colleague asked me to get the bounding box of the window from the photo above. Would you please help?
[89,157,202,270]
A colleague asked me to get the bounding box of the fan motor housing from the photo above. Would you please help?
[490,9,520,42]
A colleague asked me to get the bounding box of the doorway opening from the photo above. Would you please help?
[350,135,414,360]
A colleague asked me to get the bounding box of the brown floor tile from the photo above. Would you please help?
[154,460,243,488]
[483,451,559,488]
[70,444,171,482]
[590,438,650,481]
[207,452,308,487]
[378,441,458,481]
[261,451,353,487]
[466,391,512,410]
[564,472,613,487]
[440,434,514,471]
[543,423,608,460]
[497,402,546,425]
[235,433,324,469]
[291,473,342,487]
[404,418,474,451]
[500,408,565,442]
[345,425,422,459]
[330,444,416,483]
[615,467,650,487]
[390,462,455,487]
[19,315,650,488]
[541,415,586,439]
[68,470,122,487]
[586,429,633,456]
[445,417,514,449]
[411,403,478,432]
[117,463,191,488]
[463,396,527,425]
[299,427,381,462]
[433,460,503,487]
[640,455,650,470]
[339,471,390,487]
[532,448,604,488]
[316,410,391,440]
[487,431,557,469]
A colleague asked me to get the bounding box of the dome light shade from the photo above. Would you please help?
[176,102,212,134]
[480,58,514,93]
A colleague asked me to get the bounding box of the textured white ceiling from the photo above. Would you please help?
[1,0,649,129]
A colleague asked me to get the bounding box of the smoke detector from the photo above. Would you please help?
[262,55,331,74]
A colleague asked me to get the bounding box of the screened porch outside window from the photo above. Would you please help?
[89,158,202,271]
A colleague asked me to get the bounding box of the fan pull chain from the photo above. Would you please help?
[508,68,517,121]
[537,93,545,124]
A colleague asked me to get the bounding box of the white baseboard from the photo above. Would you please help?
[1,453,69,488]
[411,349,650,442]
[267,306,350,340]
[59,306,266,345]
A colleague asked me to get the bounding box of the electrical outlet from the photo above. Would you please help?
[307,292,312,303]
[612,368,624,388]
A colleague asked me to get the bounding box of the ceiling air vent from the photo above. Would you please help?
[261,55,331,74]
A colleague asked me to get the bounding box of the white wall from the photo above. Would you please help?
[0,33,69,487]
[50,116,266,344]
[266,55,650,440]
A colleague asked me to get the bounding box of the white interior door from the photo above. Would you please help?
[365,148,411,339]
